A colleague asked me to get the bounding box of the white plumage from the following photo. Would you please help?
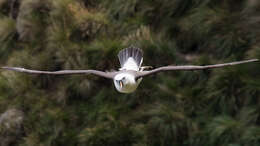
[113,47,144,93]
[114,48,143,93]
[119,57,140,71]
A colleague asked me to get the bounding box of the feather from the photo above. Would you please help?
[118,47,143,68]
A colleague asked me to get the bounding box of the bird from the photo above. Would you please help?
[1,47,259,93]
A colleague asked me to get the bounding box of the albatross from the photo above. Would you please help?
[1,47,259,93]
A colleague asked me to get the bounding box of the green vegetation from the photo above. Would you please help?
[0,0,259,145]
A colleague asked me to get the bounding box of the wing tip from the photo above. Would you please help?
[243,59,259,63]
[1,66,11,70]
[1,66,25,72]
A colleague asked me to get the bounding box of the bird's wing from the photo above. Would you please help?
[1,67,117,79]
[136,59,259,78]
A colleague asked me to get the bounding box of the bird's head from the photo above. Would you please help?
[114,74,131,88]
[113,73,138,93]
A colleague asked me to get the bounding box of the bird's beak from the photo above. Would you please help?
[119,80,123,88]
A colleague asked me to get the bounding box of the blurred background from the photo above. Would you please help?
[0,0,260,145]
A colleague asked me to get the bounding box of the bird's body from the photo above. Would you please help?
[1,47,258,94]
[113,47,143,93]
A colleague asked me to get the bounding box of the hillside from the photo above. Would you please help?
[0,0,260,145]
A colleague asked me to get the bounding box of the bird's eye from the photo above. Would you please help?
[122,77,126,80]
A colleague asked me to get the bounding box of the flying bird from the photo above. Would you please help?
[1,47,259,93]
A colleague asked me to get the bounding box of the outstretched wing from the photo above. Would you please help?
[1,67,117,79]
[136,59,259,78]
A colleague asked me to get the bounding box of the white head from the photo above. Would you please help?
[113,73,141,93]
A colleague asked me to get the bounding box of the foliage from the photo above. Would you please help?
[0,0,259,146]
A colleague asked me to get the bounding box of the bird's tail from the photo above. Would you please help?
[118,46,143,68]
